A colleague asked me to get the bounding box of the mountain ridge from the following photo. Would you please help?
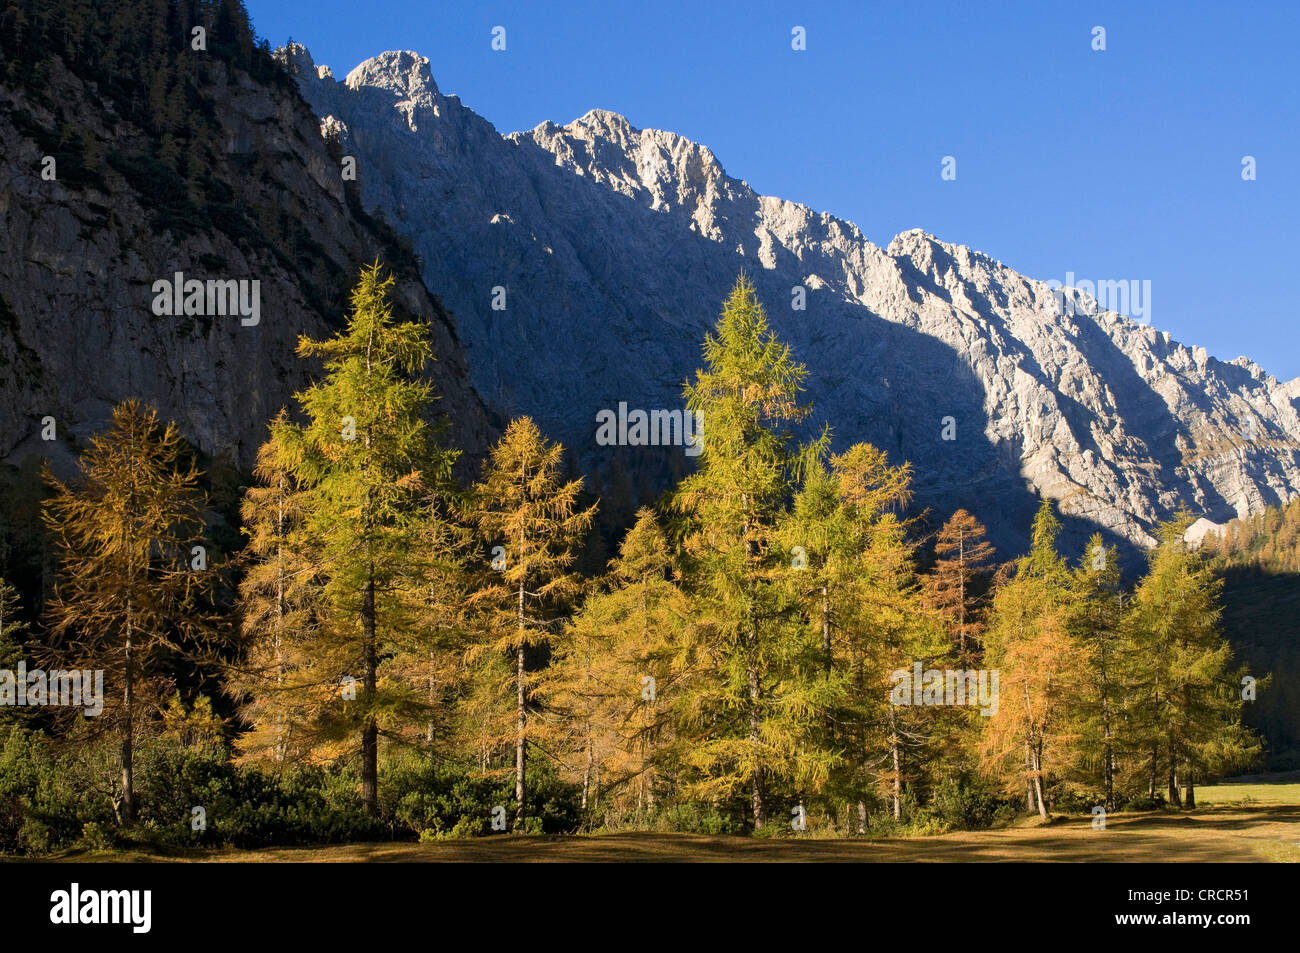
[282,43,1300,556]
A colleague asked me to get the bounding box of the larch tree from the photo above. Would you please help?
[979,499,1089,819]
[42,400,216,824]
[838,444,940,823]
[466,417,596,828]
[783,439,913,678]
[779,447,859,823]
[923,509,995,667]
[671,275,833,829]
[1126,515,1260,808]
[228,411,324,765]
[1070,533,1128,811]
[545,574,622,816]
[546,508,690,819]
[784,442,933,824]
[277,261,451,814]
[402,478,475,753]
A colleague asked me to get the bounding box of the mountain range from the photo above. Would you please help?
[279,44,1300,556]
[3,19,1298,564]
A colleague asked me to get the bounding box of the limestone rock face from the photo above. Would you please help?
[0,47,489,479]
[285,45,1300,554]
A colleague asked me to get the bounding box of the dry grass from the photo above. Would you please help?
[1199,774,1300,806]
[27,806,1298,863]
[18,777,1300,864]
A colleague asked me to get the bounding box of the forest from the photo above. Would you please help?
[0,266,1263,852]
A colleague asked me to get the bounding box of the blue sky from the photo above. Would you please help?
[246,0,1299,380]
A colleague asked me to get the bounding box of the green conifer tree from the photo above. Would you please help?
[1070,533,1128,811]
[274,261,452,813]
[466,417,596,827]
[1126,514,1260,807]
[671,275,834,828]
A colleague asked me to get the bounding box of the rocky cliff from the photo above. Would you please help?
[284,45,1300,555]
[0,34,489,483]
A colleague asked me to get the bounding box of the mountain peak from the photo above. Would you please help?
[887,228,942,255]
[345,50,440,101]
[276,42,337,83]
[278,41,315,74]
[514,107,733,224]
[571,107,637,135]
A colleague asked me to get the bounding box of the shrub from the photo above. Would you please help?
[1,727,581,854]
[1120,794,1167,812]
[656,800,745,836]
[380,754,581,837]
[931,775,1014,830]
[134,744,385,849]
[0,727,115,854]
[78,821,114,852]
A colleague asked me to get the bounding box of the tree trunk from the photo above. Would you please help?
[120,605,135,825]
[515,640,526,828]
[1030,744,1049,820]
[956,530,966,664]
[1103,738,1114,813]
[274,491,287,762]
[273,497,287,762]
[1032,773,1048,820]
[821,585,832,676]
[742,501,764,831]
[892,743,902,820]
[514,482,528,830]
[1183,766,1196,809]
[360,339,379,816]
[1167,741,1181,808]
[581,724,593,812]
[361,570,378,815]
[888,705,902,820]
[748,655,764,828]
[1100,696,1114,811]
[640,604,657,811]
[426,655,436,745]
[1024,744,1035,813]
[746,570,764,828]
[645,719,657,811]
[1021,681,1044,818]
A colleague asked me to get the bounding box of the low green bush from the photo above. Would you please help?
[930,775,1011,830]
[381,753,581,838]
